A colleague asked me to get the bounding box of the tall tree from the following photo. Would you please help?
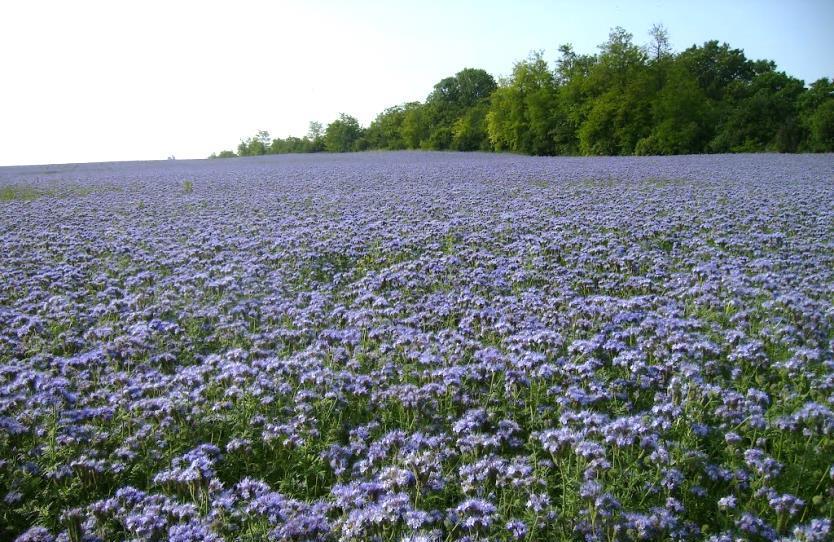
[364,106,409,150]
[324,114,363,152]
[579,28,652,155]
[237,130,270,156]
[451,102,491,151]
[647,24,672,62]
[798,78,834,152]
[637,62,711,154]
[425,68,497,149]
[401,104,430,149]
[486,51,558,155]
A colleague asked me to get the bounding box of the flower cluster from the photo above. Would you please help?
[1,152,833,541]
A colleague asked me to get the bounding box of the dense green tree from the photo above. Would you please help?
[807,99,834,151]
[364,106,409,150]
[578,28,653,155]
[485,83,521,152]
[427,68,496,111]
[424,68,496,150]
[577,92,620,155]
[451,102,491,151]
[710,69,805,152]
[324,114,363,152]
[594,27,648,90]
[269,136,308,154]
[209,150,237,159]
[553,44,595,154]
[637,63,712,155]
[797,78,834,152]
[401,104,431,149]
[678,40,757,102]
[449,68,498,108]
[486,51,559,154]
[237,130,270,156]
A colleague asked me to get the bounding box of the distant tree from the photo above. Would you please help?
[236,140,250,156]
[306,121,325,151]
[451,102,491,151]
[451,68,498,108]
[554,43,596,153]
[401,103,430,149]
[578,93,620,155]
[637,63,711,155]
[324,114,363,152]
[248,138,267,156]
[579,28,652,155]
[486,51,558,155]
[425,68,496,149]
[212,25,826,158]
[710,69,804,152]
[555,44,577,83]
[307,121,323,140]
[807,99,834,151]
[595,27,648,89]
[798,78,834,152]
[364,106,408,149]
[237,130,269,156]
[647,24,672,62]
[678,41,756,102]
[256,130,271,147]
[645,24,674,93]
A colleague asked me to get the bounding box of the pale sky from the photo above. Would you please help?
[1,0,832,166]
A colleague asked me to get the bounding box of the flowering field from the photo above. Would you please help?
[1,152,833,542]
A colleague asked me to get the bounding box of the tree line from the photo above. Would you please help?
[211,26,834,158]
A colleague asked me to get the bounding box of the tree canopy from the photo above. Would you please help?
[212,26,833,158]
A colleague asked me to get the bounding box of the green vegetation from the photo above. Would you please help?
[211,26,834,158]
[0,185,45,201]
[0,184,109,202]
[324,114,364,152]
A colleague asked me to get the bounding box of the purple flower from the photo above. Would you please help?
[574,440,606,460]
[735,512,776,540]
[506,519,528,539]
[768,492,804,516]
[743,448,783,480]
[791,519,831,542]
[717,495,736,511]
[527,492,551,513]
[724,432,742,445]
[537,427,581,455]
[167,522,222,542]
[580,480,602,499]
[14,527,55,542]
[452,498,497,531]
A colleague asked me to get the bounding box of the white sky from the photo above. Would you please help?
[1,0,832,166]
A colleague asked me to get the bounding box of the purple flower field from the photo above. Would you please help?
[1,151,833,541]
